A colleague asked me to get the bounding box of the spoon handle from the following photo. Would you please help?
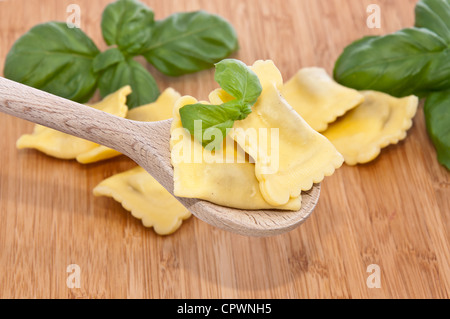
[0,77,174,191]
[0,77,139,152]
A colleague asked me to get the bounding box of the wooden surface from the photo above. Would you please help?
[0,0,449,299]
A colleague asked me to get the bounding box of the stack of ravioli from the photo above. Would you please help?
[16,60,418,235]
[170,61,344,211]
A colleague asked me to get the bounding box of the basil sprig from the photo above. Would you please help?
[415,0,450,43]
[334,28,450,98]
[333,0,450,170]
[3,0,238,109]
[141,11,239,76]
[4,22,100,103]
[424,91,450,170]
[179,59,262,150]
[101,0,155,55]
[98,57,159,110]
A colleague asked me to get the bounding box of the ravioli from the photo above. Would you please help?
[127,88,181,122]
[322,90,419,165]
[93,166,191,235]
[210,60,344,206]
[76,88,181,164]
[17,86,132,159]
[16,124,98,159]
[75,147,122,164]
[92,88,192,235]
[170,95,302,210]
[281,67,364,132]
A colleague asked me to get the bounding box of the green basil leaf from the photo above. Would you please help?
[141,11,239,76]
[215,59,262,105]
[4,21,100,103]
[424,90,450,170]
[333,27,450,97]
[179,59,261,149]
[92,47,125,73]
[98,58,159,109]
[101,0,154,54]
[179,101,241,149]
[415,0,450,44]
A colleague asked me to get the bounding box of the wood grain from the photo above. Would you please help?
[0,0,449,298]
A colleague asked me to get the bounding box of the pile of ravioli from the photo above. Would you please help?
[16,60,418,235]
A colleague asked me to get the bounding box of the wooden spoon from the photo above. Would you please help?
[0,77,320,236]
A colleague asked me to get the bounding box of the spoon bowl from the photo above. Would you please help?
[0,77,320,236]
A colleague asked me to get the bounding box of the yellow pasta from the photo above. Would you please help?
[322,90,419,165]
[170,95,302,210]
[17,86,131,159]
[127,88,181,122]
[281,67,364,132]
[75,147,123,164]
[93,166,191,235]
[16,124,98,159]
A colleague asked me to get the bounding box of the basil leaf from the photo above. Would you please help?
[141,11,238,76]
[179,59,261,148]
[424,90,450,170]
[98,58,159,109]
[333,27,450,97]
[215,59,262,105]
[93,47,125,73]
[101,0,155,54]
[4,21,100,103]
[415,0,450,44]
[179,101,241,149]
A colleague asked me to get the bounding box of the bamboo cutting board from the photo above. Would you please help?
[0,0,449,299]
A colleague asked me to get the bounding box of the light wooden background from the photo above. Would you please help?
[0,0,449,299]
